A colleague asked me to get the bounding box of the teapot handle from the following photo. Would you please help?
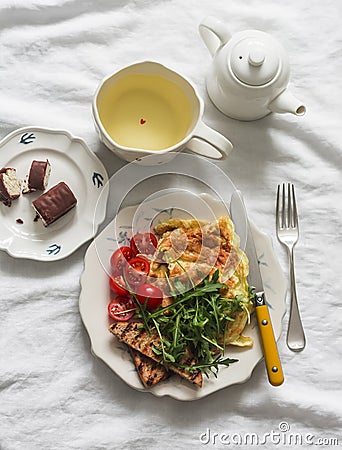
[199,16,231,57]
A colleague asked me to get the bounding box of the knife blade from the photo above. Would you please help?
[230,191,284,387]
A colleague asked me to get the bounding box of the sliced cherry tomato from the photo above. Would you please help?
[123,257,150,289]
[110,246,134,275]
[109,274,129,296]
[130,233,158,256]
[136,284,163,311]
[107,296,136,321]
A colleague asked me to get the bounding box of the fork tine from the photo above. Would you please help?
[276,184,281,229]
[287,183,292,228]
[291,184,298,228]
[282,183,286,228]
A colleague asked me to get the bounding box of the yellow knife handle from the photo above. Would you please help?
[256,304,284,386]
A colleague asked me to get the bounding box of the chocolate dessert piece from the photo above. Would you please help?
[32,181,77,226]
[0,168,21,206]
[22,159,51,193]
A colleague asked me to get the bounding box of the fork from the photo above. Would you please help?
[276,183,306,352]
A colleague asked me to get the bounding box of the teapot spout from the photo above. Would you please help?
[268,90,306,116]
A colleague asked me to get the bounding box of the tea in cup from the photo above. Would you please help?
[92,61,233,162]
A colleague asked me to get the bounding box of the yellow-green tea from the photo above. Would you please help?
[98,74,192,151]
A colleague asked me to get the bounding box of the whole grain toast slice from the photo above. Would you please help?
[130,348,169,388]
[109,321,202,387]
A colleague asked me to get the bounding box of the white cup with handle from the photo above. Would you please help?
[92,61,233,163]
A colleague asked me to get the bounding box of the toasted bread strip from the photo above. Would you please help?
[130,348,169,387]
[109,321,202,387]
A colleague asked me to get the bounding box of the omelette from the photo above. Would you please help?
[150,215,254,348]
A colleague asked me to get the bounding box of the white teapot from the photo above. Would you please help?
[199,16,306,121]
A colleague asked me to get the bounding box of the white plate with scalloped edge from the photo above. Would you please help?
[0,127,108,261]
[79,192,287,401]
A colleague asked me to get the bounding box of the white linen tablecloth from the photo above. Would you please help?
[1,1,341,449]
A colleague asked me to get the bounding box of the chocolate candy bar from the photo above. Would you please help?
[23,159,51,193]
[0,168,21,207]
[32,181,77,226]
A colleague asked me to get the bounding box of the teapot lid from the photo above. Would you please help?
[229,34,280,86]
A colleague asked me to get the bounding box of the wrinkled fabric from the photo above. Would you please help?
[1,1,342,449]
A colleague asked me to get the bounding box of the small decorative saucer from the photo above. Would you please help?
[0,127,108,261]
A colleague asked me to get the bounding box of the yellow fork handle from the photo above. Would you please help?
[256,305,284,386]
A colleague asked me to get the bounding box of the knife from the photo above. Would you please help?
[230,191,284,386]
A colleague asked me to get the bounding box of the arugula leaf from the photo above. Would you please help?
[182,355,239,378]
[135,269,254,376]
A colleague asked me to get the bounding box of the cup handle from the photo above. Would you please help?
[186,121,233,160]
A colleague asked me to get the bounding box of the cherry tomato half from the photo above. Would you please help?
[123,257,150,289]
[136,284,163,311]
[110,246,134,275]
[130,233,158,256]
[109,274,129,296]
[108,296,136,321]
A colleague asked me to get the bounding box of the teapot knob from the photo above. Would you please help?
[248,48,265,67]
[231,38,280,86]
